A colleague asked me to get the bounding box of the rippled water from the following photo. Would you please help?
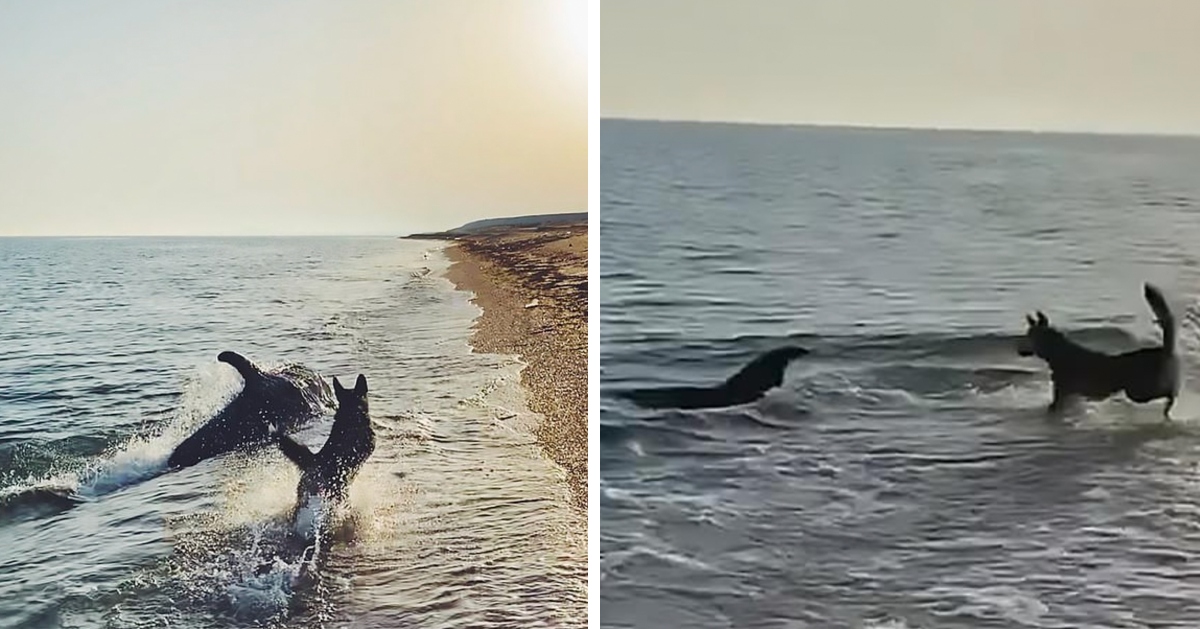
[600,120,1200,628]
[0,237,585,628]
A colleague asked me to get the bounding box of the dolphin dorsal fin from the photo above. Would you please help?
[722,346,808,393]
[217,351,263,384]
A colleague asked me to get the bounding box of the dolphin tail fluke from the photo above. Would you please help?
[278,435,317,470]
[217,351,263,383]
[1144,283,1176,351]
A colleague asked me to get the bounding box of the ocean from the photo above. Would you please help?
[0,237,586,628]
[600,119,1200,628]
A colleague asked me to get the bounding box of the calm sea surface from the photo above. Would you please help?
[0,237,585,628]
[601,120,1200,628]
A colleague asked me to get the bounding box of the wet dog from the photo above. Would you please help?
[277,374,375,510]
[1018,283,1179,418]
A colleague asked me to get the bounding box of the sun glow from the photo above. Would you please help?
[552,0,588,65]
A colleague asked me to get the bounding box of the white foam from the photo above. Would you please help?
[76,434,174,497]
[863,620,913,629]
[0,432,176,504]
[220,526,308,623]
[934,584,1049,626]
[638,544,719,573]
[154,466,330,625]
[967,380,1052,410]
[0,472,76,501]
[225,565,295,621]
[3,360,244,502]
[292,492,327,542]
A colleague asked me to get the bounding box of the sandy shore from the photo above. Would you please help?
[441,222,587,511]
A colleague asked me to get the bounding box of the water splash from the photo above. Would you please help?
[0,360,242,506]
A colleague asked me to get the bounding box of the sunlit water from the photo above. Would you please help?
[601,120,1200,628]
[0,237,585,628]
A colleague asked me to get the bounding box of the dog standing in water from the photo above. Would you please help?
[1018,283,1180,418]
[276,374,375,536]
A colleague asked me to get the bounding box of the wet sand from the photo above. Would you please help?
[442,222,587,511]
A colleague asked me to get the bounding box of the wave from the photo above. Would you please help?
[0,432,175,523]
[160,516,321,625]
[600,419,720,447]
[0,360,249,521]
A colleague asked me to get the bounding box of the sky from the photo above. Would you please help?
[603,0,1200,136]
[0,0,586,236]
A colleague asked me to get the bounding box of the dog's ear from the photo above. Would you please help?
[333,376,345,396]
[1036,311,1049,327]
[1026,313,1037,327]
[354,374,368,395]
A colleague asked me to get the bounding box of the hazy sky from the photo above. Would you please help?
[603,0,1200,135]
[0,1,586,236]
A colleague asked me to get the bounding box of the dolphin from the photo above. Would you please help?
[619,346,809,410]
[166,351,333,469]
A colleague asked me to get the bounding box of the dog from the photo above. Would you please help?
[1017,283,1179,418]
[276,374,376,509]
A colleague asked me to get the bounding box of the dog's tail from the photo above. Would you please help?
[278,435,318,470]
[1144,283,1176,351]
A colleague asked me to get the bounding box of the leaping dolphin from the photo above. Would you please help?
[167,351,332,469]
[619,346,809,410]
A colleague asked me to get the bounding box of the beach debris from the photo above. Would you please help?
[525,298,540,309]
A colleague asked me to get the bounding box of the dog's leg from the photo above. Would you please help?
[1048,381,1066,415]
[1163,396,1175,421]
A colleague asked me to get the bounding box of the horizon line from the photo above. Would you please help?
[0,233,410,239]
[600,115,1200,141]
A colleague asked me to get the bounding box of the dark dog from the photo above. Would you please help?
[168,351,332,469]
[619,346,809,410]
[1018,283,1179,418]
[277,374,375,507]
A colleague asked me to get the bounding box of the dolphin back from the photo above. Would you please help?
[621,386,718,409]
[167,353,333,470]
[619,346,808,411]
[721,346,809,396]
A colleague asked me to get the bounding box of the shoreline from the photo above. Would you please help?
[442,223,587,511]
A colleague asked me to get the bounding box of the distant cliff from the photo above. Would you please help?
[404,212,586,239]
